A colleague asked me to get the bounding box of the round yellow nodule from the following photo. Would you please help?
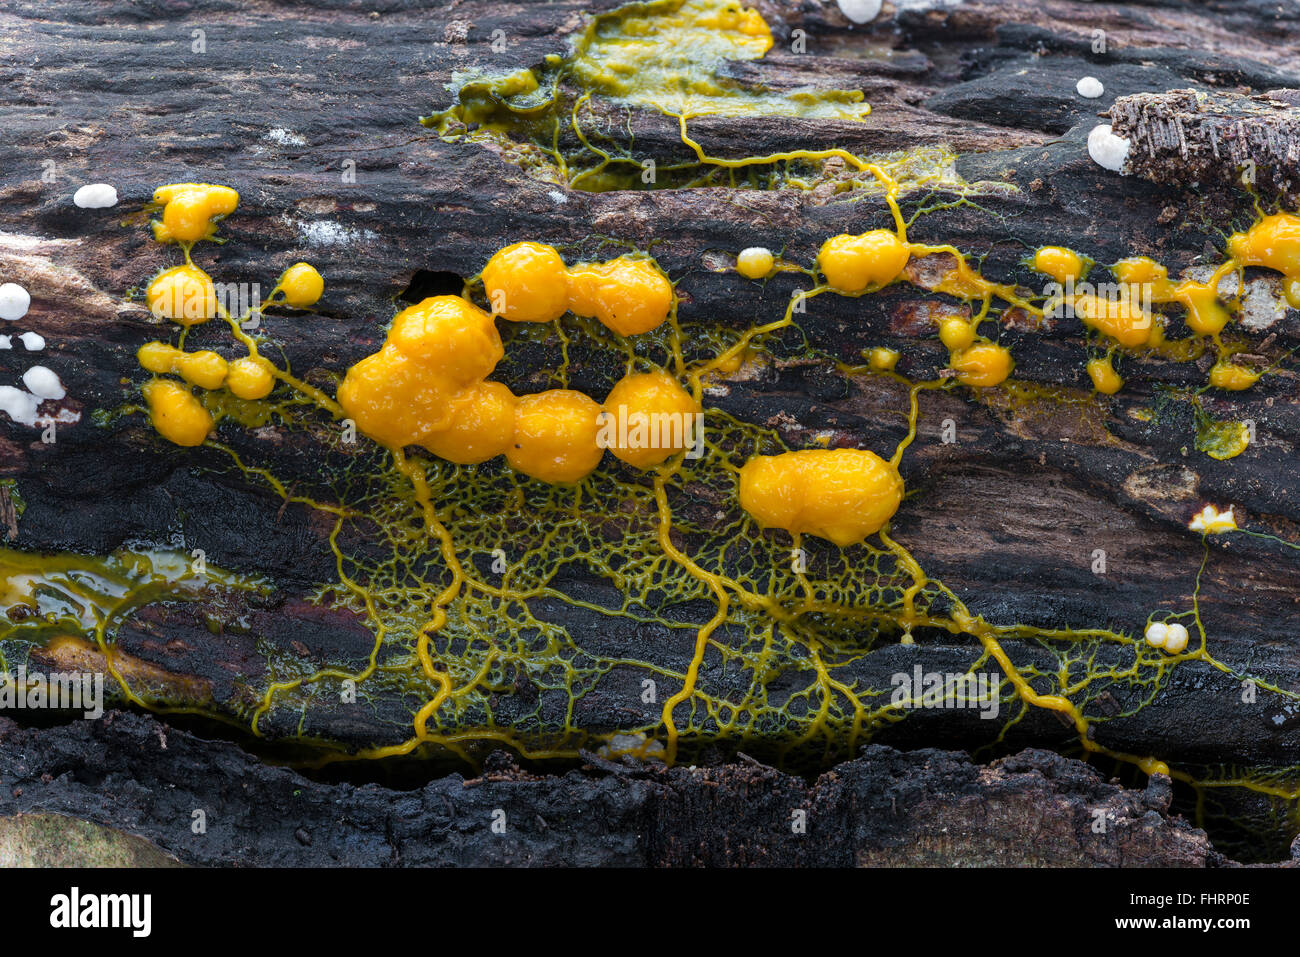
[174,350,229,391]
[279,262,324,308]
[1032,246,1084,284]
[1086,356,1123,395]
[137,341,180,375]
[388,295,503,385]
[146,264,218,326]
[937,316,976,352]
[337,344,462,450]
[482,241,570,323]
[226,357,276,400]
[736,246,775,280]
[601,370,702,469]
[1208,361,1261,391]
[143,379,214,447]
[507,389,604,483]
[950,342,1013,387]
[739,448,903,547]
[818,230,910,293]
[868,347,900,371]
[424,381,518,465]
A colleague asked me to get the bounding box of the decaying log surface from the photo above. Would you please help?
[0,711,1231,867]
[3,0,1300,864]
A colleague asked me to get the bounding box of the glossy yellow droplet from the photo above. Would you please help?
[143,379,214,447]
[1032,246,1084,284]
[736,246,774,279]
[226,357,276,400]
[1208,361,1261,391]
[137,341,180,375]
[950,342,1013,387]
[1086,356,1123,394]
[868,347,900,371]
[507,389,604,483]
[279,263,324,308]
[482,241,570,323]
[818,230,910,293]
[600,370,702,469]
[174,350,229,390]
[937,316,975,352]
[146,264,218,326]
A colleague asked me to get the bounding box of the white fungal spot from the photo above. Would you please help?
[1189,504,1237,534]
[22,365,64,400]
[0,282,31,321]
[836,0,883,24]
[547,190,568,205]
[18,331,44,351]
[0,336,9,349]
[1164,623,1189,654]
[265,128,307,146]
[1144,621,1169,649]
[0,385,39,427]
[294,219,379,248]
[73,183,119,209]
[1076,77,1104,99]
[1087,124,1130,173]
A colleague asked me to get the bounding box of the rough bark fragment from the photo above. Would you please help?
[1111,88,1300,204]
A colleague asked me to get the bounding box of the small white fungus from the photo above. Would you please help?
[1087,123,1130,173]
[0,336,9,350]
[1163,623,1189,654]
[837,0,884,24]
[73,183,119,209]
[0,282,31,321]
[1189,504,1237,534]
[0,385,39,427]
[22,365,65,400]
[1144,621,1169,649]
[1076,76,1104,99]
[18,331,45,351]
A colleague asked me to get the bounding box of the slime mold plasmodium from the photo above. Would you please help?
[1,147,1297,861]
[3,0,1300,859]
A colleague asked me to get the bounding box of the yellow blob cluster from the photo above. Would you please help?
[137,185,323,446]
[337,285,699,483]
[483,242,674,335]
[1228,213,1300,307]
